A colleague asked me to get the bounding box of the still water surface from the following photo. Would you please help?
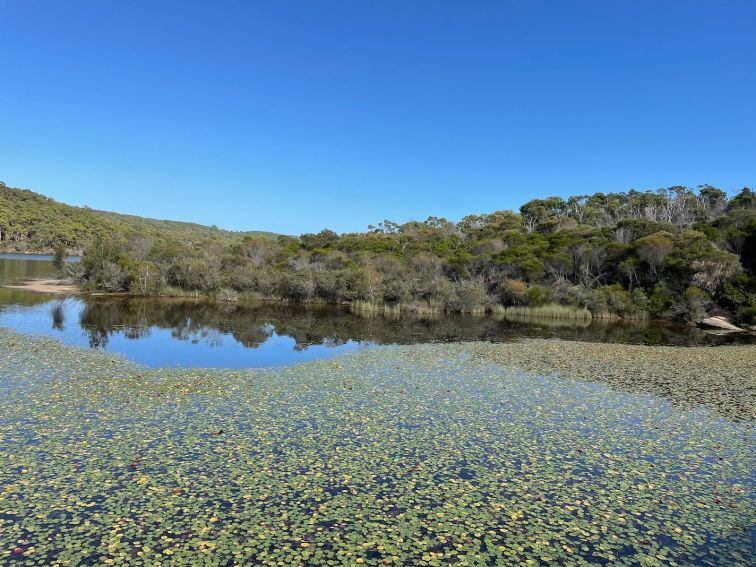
[0,253,750,368]
[1,256,753,566]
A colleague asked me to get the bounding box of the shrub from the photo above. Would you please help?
[278,271,317,301]
[95,261,131,292]
[445,279,489,313]
[253,269,279,297]
[224,264,258,291]
[52,242,67,270]
[215,288,240,303]
[498,278,527,306]
[719,274,752,309]
[382,275,411,303]
[635,231,673,275]
[168,257,220,292]
[563,284,647,318]
[599,284,638,317]
[735,306,756,325]
[671,287,711,322]
[131,261,165,295]
[524,285,552,306]
[648,282,672,315]
[631,288,649,315]
[691,252,741,295]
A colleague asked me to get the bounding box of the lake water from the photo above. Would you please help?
[0,253,751,368]
[1,254,753,566]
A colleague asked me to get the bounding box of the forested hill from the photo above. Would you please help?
[65,183,754,324]
[2,180,755,323]
[0,183,276,253]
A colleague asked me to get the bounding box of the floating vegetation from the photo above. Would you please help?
[0,328,753,566]
[471,339,756,422]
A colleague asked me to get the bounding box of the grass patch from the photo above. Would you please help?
[505,303,592,320]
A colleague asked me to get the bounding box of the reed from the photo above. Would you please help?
[488,304,506,315]
[403,300,446,315]
[505,304,592,320]
[350,300,403,317]
[157,286,205,299]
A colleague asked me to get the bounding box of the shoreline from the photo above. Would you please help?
[3,278,81,294]
[2,279,753,334]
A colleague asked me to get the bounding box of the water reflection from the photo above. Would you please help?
[0,252,79,278]
[0,290,751,368]
[0,254,753,368]
[50,300,65,331]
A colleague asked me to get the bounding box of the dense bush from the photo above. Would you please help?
[672,287,712,322]
[735,306,756,325]
[40,184,752,321]
[524,285,552,307]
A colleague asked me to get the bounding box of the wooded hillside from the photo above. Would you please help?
[2,181,754,323]
[0,182,276,253]
[69,183,755,323]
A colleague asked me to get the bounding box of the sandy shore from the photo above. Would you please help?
[4,278,81,294]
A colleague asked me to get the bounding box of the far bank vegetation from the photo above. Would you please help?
[4,183,754,323]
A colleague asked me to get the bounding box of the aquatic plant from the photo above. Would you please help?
[0,329,753,565]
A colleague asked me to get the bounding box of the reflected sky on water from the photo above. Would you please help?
[1,254,752,368]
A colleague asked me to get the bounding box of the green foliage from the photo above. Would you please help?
[719,273,755,311]
[0,185,275,253]
[735,305,756,325]
[524,285,552,306]
[672,287,712,322]
[565,284,648,318]
[52,242,67,270]
[648,282,673,316]
[728,187,755,210]
[4,183,756,321]
[635,231,674,276]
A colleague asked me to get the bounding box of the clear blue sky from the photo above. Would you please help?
[1,1,754,234]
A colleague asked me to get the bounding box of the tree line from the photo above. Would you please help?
[63,185,755,324]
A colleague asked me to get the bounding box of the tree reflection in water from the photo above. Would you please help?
[50,300,65,331]
[73,296,746,351]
